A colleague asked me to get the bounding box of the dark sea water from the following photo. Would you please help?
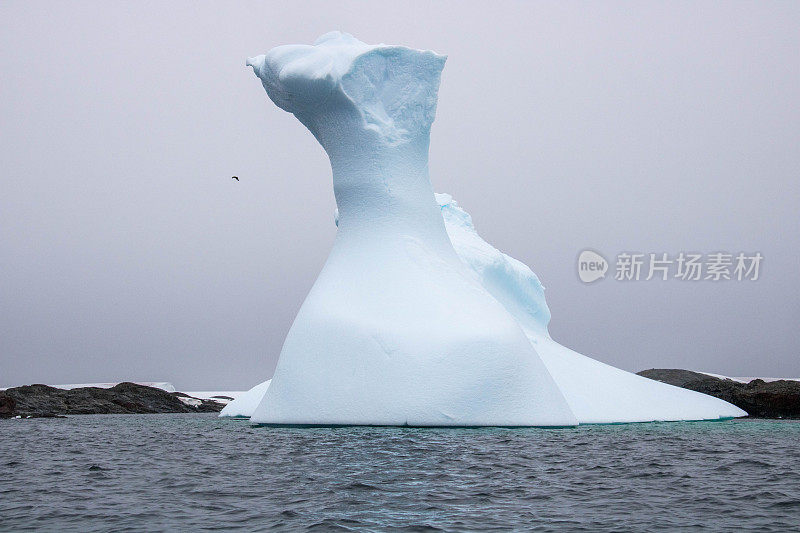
[1,415,799,532]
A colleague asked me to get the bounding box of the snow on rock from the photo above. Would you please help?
[435,194,746,423]
[694,372,800,384]
[177,396,202,408]
[219,380,272,418]
[183,391,244,404]
[247,32,576,427]
[50,382,176,393]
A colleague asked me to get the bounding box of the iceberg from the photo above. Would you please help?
[247,32,576,427]
[222,196,746,422]
[435,194,747,423]
[219,380,271,418]
[244,32,745,426]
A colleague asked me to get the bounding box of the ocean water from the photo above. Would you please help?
[1,415,798,532]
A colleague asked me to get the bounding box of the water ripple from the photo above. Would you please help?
[0,416,798,531]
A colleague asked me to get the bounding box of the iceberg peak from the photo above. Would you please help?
[247,32,446,145]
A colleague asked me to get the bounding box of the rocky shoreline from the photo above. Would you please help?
[2,372,797,420]
[0,382,224,418]
[637,369,800,419]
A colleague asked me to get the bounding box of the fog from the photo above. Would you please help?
[1,1,797,388]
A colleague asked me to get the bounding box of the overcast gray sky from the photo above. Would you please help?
[2,1,798,389]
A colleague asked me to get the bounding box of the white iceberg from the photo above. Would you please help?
[219,196,748,423]
[435,194,746,423]
[247,32,575,427]
[219,380,271,418]
[243,32,745,426]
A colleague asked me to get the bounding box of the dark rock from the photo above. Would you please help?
[198,399,225,412]
[0,393,16,418]
[1,383,224,418]
[635,369,714,388]
[637,369,800,419]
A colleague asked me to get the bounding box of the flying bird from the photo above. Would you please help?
[232,176,239,181]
